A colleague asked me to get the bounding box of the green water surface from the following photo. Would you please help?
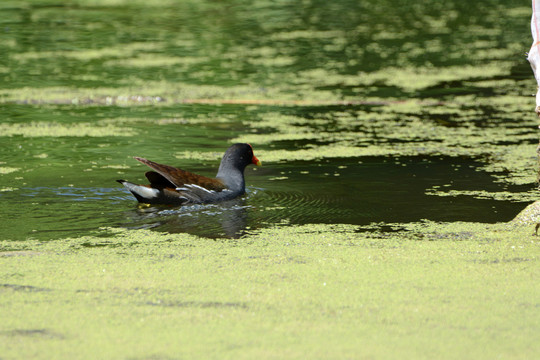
[0,0,539,358]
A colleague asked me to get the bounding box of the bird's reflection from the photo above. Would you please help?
[121,197,251,238]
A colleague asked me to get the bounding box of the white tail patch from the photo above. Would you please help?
[122,182,159,199]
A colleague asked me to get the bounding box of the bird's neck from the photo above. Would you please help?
[216,167,245,192]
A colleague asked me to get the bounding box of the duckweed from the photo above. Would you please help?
[1,222,539,359]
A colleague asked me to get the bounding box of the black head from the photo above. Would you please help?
[219,143,261,172]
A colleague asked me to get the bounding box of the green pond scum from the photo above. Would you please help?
[1,223,539,359]
[1,0,540,358]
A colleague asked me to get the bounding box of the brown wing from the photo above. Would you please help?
[134,157,227,191]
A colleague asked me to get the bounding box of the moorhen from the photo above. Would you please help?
[117,143,261,205]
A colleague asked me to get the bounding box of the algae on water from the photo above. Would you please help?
[1,222,539,359]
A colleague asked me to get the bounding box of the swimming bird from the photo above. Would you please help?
[117,143,261,205]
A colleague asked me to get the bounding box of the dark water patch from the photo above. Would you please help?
[252,157,529,226]
[145,300,249,309]
[0,186,128,241]
[470,257,534,264]
[0,328,64,339]
[0,283,51,292]
[413,232,476,242]
[111,156,529,238]
[79,241,123,248]
[418,82,497,98]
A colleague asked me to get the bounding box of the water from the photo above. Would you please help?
[0,0,537,240]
